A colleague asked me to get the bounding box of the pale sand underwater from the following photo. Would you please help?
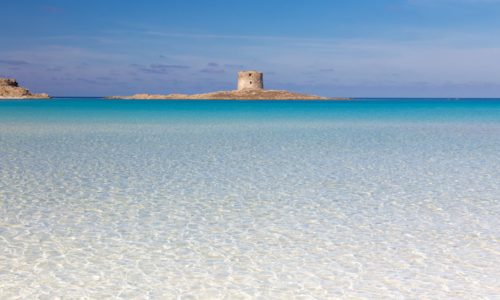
[0,99,499,299]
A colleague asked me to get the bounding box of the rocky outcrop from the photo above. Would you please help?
[108,89,348,100]
[0,78,50,99]
[109,70,348,100]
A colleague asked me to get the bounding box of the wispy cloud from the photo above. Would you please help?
[46,66,64,72]
[134,63,190,74]
[200,68,225,74]
[199,62,226,74]
[2,25,500,97]
[408,0,500,5]
[224,64,247,69]
[0,59,30,66]
[137,30,337,43]
[40,5,64,14]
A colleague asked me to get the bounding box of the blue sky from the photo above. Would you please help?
[1,0,500,97]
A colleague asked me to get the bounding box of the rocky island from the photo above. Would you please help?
[0,78,50,99]
[109,71,348,100]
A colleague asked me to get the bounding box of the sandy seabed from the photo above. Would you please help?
[0,105,499,299]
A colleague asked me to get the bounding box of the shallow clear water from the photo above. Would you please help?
[0,99,499,299]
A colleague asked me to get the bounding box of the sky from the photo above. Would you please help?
[1,0,500,97]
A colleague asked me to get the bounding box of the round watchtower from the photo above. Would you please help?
[237,71,264,91]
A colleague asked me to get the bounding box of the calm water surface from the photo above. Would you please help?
[0,99,499,299]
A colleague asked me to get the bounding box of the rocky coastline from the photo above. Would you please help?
[108,89,348,100]
[0,78,50,99]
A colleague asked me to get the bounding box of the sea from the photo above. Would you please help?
[0,98,499,299]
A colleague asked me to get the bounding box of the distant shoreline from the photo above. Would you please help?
[107,89,350,101]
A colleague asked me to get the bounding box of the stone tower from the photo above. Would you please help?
[237,71,264,91]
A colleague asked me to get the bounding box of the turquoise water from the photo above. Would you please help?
[1,99,499,298]
[1,98,500,123]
